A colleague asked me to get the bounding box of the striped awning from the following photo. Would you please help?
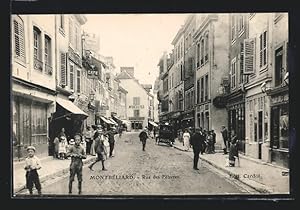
[148,121,158,127]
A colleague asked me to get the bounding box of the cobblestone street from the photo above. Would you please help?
[26,132,247,195]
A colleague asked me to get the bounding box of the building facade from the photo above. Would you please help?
[194,14,230,148]
[226,13,249,154]
[182,15,196,130]
[117,67,152,130]
[12,15,57,159]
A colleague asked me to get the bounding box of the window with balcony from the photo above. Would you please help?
[13,16,26,63]
[33,26,43,71]
[44,35,52,75]
[259,31,268,70]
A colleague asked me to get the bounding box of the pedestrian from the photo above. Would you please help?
[190,128,203,170]
[84,126,93,155]
[53,137,59,159]
[228,130,239,167]
[199,128,206,155]
[24,146,42,195]
[183,129,191,151]
[221,126,229,155]
[88,130,108,171]
[58,135,68,159]
[206,131,213,154]
[139,127,148,151]
[118,125,123,139]
[211,130,216,153]
[107,127,117,157]
[67,134,86,194]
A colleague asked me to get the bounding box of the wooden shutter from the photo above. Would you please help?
[14,19,25,62]
[60,52,67,86]
[243,38,255,74]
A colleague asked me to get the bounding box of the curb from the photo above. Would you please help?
[172,144,273,194]
[14,156,97,194]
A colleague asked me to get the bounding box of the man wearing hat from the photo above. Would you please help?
[190,128,203,170]
[24,146,42,195]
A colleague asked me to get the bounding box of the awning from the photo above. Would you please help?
[121,119,131,124]
[100,116,113,124]
[56,98,88,117]
[108,118,118,126]
[112,115,122,123]
[148,121,158,127]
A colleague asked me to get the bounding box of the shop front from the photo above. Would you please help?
[129,117,145,130]
[269,86,289,168]
[181,109,195,131]
[48,97,88,156]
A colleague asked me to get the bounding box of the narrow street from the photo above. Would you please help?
[37,132,245,195]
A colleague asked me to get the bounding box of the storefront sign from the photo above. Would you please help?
[129,105,145,109]
[68,47,82,67]
[129,117,145,121]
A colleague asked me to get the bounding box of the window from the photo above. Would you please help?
[44,35,52,75]
[75,25,79,50]
[240,42,244,84]
[70,64,74,90]
[33,26,42,71]
[205,75,208,101]
[196,42,200,68]
[231,15,236,42]
[275,47,284,86]
[201,77,204,102]
[133,97,140,105]
[76,69,81,93]
[231,58,237,89]
[200,38,204,65]
[60,15,65,30]
[238,15,245,34]
[243,38,255,74]
[60,52,67,86]
[134,110,140,117]
[205,33,209,62]
[259,31,268,69]
[13,16,25,62]
[197,79,200,104]
[69,18,73,46]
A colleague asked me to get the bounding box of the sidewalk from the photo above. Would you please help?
[13,155,97,194]
[172,139,289,194]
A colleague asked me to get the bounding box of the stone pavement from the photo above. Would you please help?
[172,139,290,194]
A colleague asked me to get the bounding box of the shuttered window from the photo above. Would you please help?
[70,64,74,90]
[243,38,255,74]
[13,17,25,62]
[77,69,81,93]
[60,52,67,86]
[259,31,268,68]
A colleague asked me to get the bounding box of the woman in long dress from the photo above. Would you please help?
[182,129,191,151]
[228,131,238,167]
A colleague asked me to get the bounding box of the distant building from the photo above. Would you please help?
[116,67,154,130]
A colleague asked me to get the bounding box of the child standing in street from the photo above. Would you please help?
[67,134,87,194]
[24,146,42,195]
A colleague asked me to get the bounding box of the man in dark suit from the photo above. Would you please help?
[190,127,203,170]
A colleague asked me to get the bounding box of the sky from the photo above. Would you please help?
[82,14,188,90]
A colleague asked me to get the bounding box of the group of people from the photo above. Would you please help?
[181,128,216,154]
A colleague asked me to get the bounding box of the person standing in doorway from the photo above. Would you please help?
[67,134,86,194]
[183,129,191,151]
[139,127,149,151]
[190,128,203,170]
[221,126,229,154]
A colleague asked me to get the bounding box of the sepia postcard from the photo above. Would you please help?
[11,12,291,198]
